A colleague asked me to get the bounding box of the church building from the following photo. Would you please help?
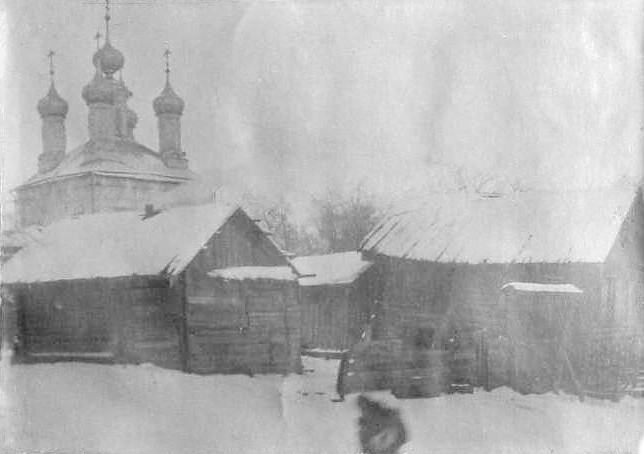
[14,4,193,228]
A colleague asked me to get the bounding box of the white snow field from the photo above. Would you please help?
[1,354,642,454]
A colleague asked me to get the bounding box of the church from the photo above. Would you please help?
[14,4,193,228]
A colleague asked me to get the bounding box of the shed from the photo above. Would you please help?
[291,251,376,351]
[1,203,301,374]
[360,187,644,390]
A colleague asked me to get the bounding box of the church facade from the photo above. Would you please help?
[14,10,193,227]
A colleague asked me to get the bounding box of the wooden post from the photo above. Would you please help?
[108,280,123,362]
[179,272,190,373]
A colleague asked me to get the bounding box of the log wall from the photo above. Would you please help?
[187,279,300,374]
[373,258,611,342]
[9,278,183,370]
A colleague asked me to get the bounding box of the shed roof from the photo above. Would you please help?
[361,188,640,264]
[2,203,240,284]
[291,251,373,286]
[501,282,583,294]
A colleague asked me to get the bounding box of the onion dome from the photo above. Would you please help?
[153,81,184,116]
[99,41,124,77]
[82,71,118,105]
[154,49,184,116]
[37,83,69,118]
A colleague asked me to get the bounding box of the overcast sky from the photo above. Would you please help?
[1,0,643,207]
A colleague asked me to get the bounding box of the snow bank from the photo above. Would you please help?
[1,357,642,454]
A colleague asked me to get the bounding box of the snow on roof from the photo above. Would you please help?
[291,251,373,286]
[2,203,239,284]
[501,282,583,294]
[361,188,639,264]
[19,138,194,188]
[207,266,297,282]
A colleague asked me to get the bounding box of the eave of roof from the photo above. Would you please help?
[15,169,193,190]
[15,138,194,191]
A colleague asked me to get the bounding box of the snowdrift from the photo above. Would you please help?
[1,355,642,454]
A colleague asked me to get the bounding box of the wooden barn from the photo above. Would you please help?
[360,187,644,391]
[1,203,302,375]
[291,252,376,351]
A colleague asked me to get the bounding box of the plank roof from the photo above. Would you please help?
[361,187,640,264]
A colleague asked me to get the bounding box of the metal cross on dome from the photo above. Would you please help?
[47,49,55,81]
[164,48,171,74]
[164,48,172,84]
[94,30,103,50]
[104,0,111,41]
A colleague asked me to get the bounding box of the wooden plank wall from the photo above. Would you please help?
[187,280,301,375]
[114,283,182,370]
[372,254,643,392]
[187,210,287,282]
[375,257,609,341]
[184,210,301,374]
[9,278,183,370]
[604,195,644,335]
[283,282,302,373]
[300,270,377,351]
[300,286,352,350]
[15,280,113,354]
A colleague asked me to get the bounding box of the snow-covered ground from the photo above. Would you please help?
[1,353,642,454]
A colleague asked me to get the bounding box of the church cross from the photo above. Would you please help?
[47,50,55,82]
[94,30,103,50]
[164,48,171,83]
[104,0,111,42]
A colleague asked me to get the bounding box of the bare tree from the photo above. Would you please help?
[261,198,324,255]
[313,186,381,253]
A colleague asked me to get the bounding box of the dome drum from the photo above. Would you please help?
[82,75,119,105]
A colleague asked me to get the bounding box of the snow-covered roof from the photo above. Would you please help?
[361,188,639,264]
[291,251,373,286]
[2,203,240,284]
[18,138,194,188]
[501,282,583,294]
[208,266,297,282]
